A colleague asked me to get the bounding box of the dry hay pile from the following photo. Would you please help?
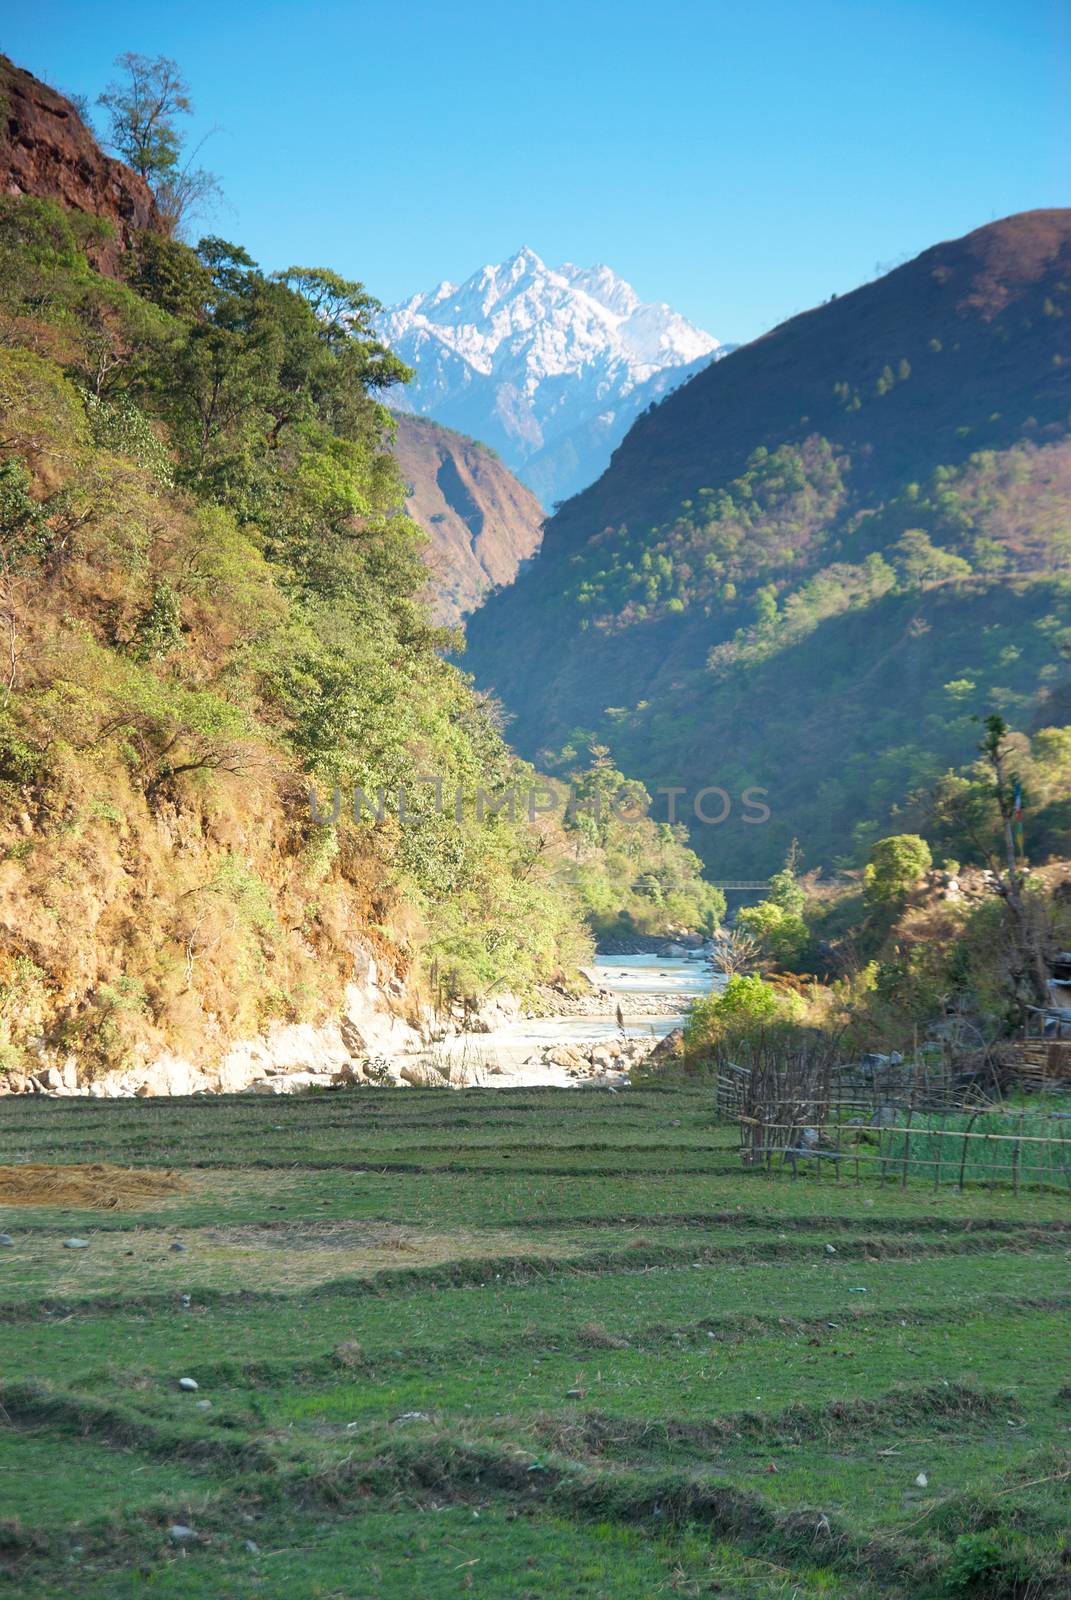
[0,1163,190,1210]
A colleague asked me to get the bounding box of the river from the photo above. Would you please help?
[431,951,717,1086]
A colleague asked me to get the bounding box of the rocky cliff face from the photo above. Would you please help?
[0,55,159,272]
[389,413,544,622]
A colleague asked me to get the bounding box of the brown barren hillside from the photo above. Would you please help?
[389,413,544,622]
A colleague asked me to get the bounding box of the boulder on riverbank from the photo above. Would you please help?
[643,1027,687,1070]
[539,1033,661,1081]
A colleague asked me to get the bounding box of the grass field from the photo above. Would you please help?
[1,1085,1069,1598]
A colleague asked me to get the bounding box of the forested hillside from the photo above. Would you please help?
[0,57,720,1084]
[464,211,1071,874]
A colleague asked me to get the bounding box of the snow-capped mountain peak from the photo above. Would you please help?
[558,261,641,319]
[378,250,727,506]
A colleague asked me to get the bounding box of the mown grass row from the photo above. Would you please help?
[4,1378,1069,1599]
[2,1226,1068,1321]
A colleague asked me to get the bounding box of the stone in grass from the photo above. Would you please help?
[170,1242,187,1253]
[169,1525,197,1543]
[0,1234,13,1247]
[194,1399,212,1411]
[178,1377,199,1391]
[565,1388,583,1399]
[63,1238,89,1249]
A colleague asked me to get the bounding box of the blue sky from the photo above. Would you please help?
[5,0,1068,343]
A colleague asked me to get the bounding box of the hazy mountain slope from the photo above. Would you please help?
[517,353,716,509]
[543,209,1071,539]
[463,212,1071,875]
[380,248,724,505]
[388,413,544,622]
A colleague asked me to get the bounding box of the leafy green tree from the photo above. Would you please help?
[753,584,779,628]
[126,580,184,661]
[127,233,212,319]
[736,900,809,966]
[160,240,410,489]
[97,54,219,236]
[0,460,53,570]
[975,715,1050,1007]
[863,833,933,903]
[892,529,972,588]
[97,54,190,181]
[767,840,805,916]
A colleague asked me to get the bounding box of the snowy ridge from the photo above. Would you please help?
[378,248,726,506]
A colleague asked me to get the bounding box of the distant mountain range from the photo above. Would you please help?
[378,248,725,507]
[387,413,544,624]
[463,211,1071,875]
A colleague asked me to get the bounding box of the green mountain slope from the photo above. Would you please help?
[463,211,1071,875]
[0,59,720,1083]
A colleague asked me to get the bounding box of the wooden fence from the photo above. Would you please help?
[738,1107,1071,1191]
[721,1038,1071,1190]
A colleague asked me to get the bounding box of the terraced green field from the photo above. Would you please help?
[1,1086,1069,1597]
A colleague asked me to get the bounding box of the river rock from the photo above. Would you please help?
[130,1054,211,1097]
[331,1061,366,1087]
[644,1027,686,1069]
[399,1061,445,1087]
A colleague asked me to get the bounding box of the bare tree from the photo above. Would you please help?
[713,926,762,979]
[978,716,1051,1010]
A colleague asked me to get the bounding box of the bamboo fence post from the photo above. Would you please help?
[958,1110,981,1190]
[901,1099,915,1189]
